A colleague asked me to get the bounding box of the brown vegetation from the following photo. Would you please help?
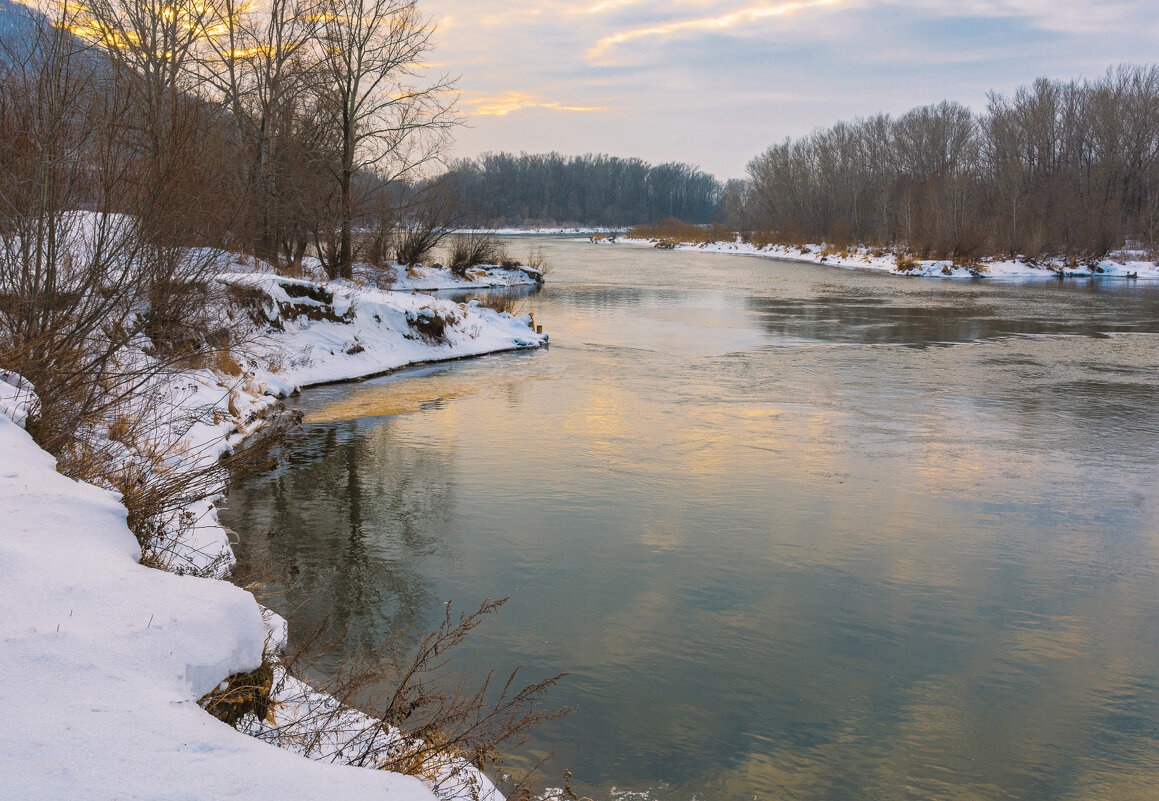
[222,599,571,798]
[448,231,506,276]
[469,292,524,316]
[406,306,459,343]
[627,218,733,244]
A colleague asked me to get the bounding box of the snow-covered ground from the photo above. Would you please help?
[218,273,546,386]
[0,268,545,799]
[621,237,1159,281]
[0,375,443,801]
[458,226,624,236]
[378,262,543,292]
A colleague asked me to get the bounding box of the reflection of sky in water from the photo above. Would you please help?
[222,239,1159,801]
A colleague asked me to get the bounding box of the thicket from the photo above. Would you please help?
[739,66,1159,260]
[445,151,724,227]
[0,3,243,460]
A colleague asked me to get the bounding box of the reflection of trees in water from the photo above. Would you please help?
[746,287,1159,346]
[228,419,457,668]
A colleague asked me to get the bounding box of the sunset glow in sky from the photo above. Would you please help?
[426,0,1159,177]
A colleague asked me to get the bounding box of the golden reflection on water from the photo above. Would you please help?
[303,370,554,424]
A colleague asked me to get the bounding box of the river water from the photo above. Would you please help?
[220,238,1159,801]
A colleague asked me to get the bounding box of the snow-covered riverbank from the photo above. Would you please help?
[219,272,546,387]
[621,237,1159,281]
[0,270,545,800]
[458,226,624,236]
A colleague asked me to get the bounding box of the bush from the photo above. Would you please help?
[526,247,550,281]
[226,599,571,799]
[447,232,505,277]
[395,228,438,268]
[469,292,524,315]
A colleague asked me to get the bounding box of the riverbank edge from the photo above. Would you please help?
[0,271,547,800]
[620,237,1159,281]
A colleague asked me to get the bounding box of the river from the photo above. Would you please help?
[220,238,1159,801]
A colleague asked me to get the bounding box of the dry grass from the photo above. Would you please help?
[210,349,244,377]
[894,253,920,272]
[627,218,734,244]
[201,661,277,727]
[469,292,524,316]
[406,306,460,344]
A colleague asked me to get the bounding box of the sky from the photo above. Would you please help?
[424,0,1159,179]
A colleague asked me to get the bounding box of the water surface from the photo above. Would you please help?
[221,240,1159,800]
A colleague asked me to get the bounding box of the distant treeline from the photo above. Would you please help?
[737,65,1159,258]
[444,152,723,227]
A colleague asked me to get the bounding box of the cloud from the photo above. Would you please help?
[466,91,609,117]
[588,0,849,58]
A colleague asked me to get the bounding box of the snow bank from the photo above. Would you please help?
[220,273,547,387]
[0,374,437,801]
[457,226,623,235]
[622,237,1159,281]
[381,262,542,292]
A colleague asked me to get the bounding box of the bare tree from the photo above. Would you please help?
[316,0,457,279]
[206,0,324,268]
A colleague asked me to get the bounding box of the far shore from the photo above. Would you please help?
[619,236,1159,282]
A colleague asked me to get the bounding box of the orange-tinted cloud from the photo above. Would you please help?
[589,0,848,57]
[468,91,608,117]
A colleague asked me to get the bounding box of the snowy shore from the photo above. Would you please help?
[359,261,544,292]
[457,226,624,236]
[0,269,546,800]
[621,237,1159,281]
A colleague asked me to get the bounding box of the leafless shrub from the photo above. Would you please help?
[386,179,464,269]
[243,599,571,798]
[395,226,439,268]
[448,232,505,276]
[469,292,524,316]
[526,247,550,281]
[91,390,302,573]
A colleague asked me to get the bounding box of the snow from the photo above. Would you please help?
[456,226,624,235]
[0,265,546,799]
[0,368,34,427]
[621,237,1159,281]
[0,374,438,801]
[204,251,541,293]
[218,273,546,386]
[378,262,542,292]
